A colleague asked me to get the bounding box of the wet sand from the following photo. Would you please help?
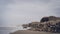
[10,30,60,34]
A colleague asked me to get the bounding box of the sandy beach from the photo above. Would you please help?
[10,30,60,34]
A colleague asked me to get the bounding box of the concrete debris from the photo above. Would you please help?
[22,16,60,33]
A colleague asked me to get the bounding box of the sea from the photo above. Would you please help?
[0,27,60,34]
[0,27,17,34]
[0,26,26,34]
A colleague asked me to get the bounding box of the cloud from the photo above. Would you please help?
[48,0,60,16]
[0,0,60,27]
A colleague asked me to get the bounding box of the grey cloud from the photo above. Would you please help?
[53,8,60,16]
[39,0,50,3]
[0,0,60,27]
[0,0,14,27]
[49,0,60,16]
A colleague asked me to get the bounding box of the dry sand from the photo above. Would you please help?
[10,30,60,34]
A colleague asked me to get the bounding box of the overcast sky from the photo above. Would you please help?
[0,0,60,27]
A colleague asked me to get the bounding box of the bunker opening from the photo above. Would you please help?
[40,17,49,22]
